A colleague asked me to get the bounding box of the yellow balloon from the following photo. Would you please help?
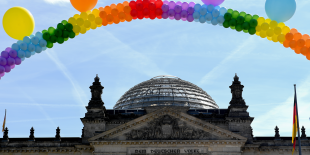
[2,7,35,40]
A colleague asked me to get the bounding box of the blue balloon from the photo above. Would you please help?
[35,32,43,39]
[23,36,31,44]
[12,43,20,51]
[17,50,25,58]
[217,15,225,24]
[212,9,220,17]
[193,11,200,19]
[199,7,207,16]
[194,18,199,22]
[211,17,218,25]
[194,4,201,11]
[207,4,214,13]
[214,6,220,10]
[29,34,34,39]
[206,20,211,24]
[17,40,23,45]
[42,47,47,51]
[28,44,35,52]
[205,13,213,21]
[199,16,206,23]
[265,0,296,23]
[24,50,31,58]
[21,57,25,61]
[31,37,39,45]
[39,39,47,47]
[35,45,42,53]
[201,4,207,8]
[31,51,35,55]
[20,43,28,51]
[219,7,227,15]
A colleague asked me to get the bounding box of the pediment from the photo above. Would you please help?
[88,107,247,141]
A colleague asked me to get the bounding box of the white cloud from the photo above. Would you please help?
[44,0,69,5]
[45,49,88,107]
[199,36,257,85]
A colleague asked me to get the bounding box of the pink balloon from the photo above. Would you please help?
[0,72,4,77]
[10,64,15,69]
[201,0,225,6]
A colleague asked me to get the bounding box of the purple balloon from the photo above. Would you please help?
[5,47,11,52]
[181,17,187,21]
[9,49,18,58]
[182,2,189,10]
[162,12,169,19]
[7,57,15,66]
[176,1,182,6]
[180,10,188,18]
[162,4,169,12]
[163,0,169,5]
[1,51,9,58]
[0,65,4,74]
[174,13,181,20]
[10,64,15,69]
[201,0,225,6]
[168,9,175,17]
[188,2,195,8]
[15,57,22,65]
[0,72,4,78]
[175,5,182,13]
[0,57,7,66]
[187,14,194,22]
[4,65,11,73]
[187,7,195,14]
[169,16,175,20]
[168,1,175,9]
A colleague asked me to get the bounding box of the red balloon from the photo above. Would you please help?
[130,9,138,17]
[155,0,163,8]
[142,0,149,8]
[137,11,144,19]
[129,1,136,9]
[149,3,156,11]
[136,3,143,11]
[155,8,162,16]
[143,8,149,16]
[149,11,156,19]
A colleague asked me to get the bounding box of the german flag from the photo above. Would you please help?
[292,85,300,155]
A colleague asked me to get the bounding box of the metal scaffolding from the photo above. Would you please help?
[113,75,219,109]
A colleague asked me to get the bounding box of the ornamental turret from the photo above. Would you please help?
[229,73,246,106]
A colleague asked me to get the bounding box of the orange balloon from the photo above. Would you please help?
[123,1,129,6]
[125,14,133,22]
[124,6,131,14]
[302,34,309,40]
[117,3,124,12]
[294,47,301,54]
[297,39,305,47]
[111,9,119,16]
[119,12,126,20]
[306,39,310,47]
[285,33,294,41]
[306,53,310,60]
[110,4,117,9]
[106,14,113,22]
[102,18,108,26]
[289,40,297,48]
[70,0,98,12]
[283,40,290,48]
[113,16,120,24]
[290,28,298,34]
[99,7,104,11]
[301,47,308,56]
[294,33,302,41]
[104,6,112,14]
[99,11,107,19]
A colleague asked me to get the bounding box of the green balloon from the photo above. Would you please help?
[64,37,69,41]
[230,26,235,30]
[250,19,258,27]
[248,27,256,35]
[237,16,245,24]
[43,32,50,41]
[244,14,252,22]
[224,13,232,21]
[239,12,246,17]
[252,15,259,20]
[50,35,57,43]
[46,41,53,48]
[42,29,48,34]
[243,29,248,33]
[57,37,64,44]
[242,22,250,30]
[48,27,55,35]
[57,23,65,30]
[229,19,237,27]
[227,9,233,14]
[236,24,243,32]
[69,31,76,38]
[65,23,73,31]
[54,29,63,37]
[62,31,69,38]
[232,11,239,19]
[61,20,68,25]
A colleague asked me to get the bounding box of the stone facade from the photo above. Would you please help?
[1,75,310,155]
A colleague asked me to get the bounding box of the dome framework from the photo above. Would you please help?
[114,75,218,109]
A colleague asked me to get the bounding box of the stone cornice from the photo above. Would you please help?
[242,146,310,152]
[88,107,247,141]
[90,140,246,146]
[0,146,93,153]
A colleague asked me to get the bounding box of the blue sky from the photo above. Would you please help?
[1,0,310,138]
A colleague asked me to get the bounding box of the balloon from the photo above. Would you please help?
[162,5,169,12]
[187,14,194,22]
[0,57,7,66]
[236,24,243,32]
[194,4,201,11]
[4,65,11,73]
[21,57,25,61]
[219,7,227,15]
[187,7,194,14]
[162,12,169,19]
[175,13,181,20]
[182,2,189,10]
[31,51,35,55]
[180,10,188,18]
[205,13,212,21]
[31,37,39,45]
[17,50,25,58]
[217,16,224,24]
[24,50,31,58]
[212,9,219,17]
[9,50,17,58]
[168,9,176,17]
[169,1,176,9]
[176,1,182,6]
[2,7,35,40]
[188,2,195,8]
[10,64,15,69]
[207,5,214,13]
[28,44,35,52]
[211,18,218,25]
[0,66,4,74]
[201,0,225,6]
[70,0,98,12]
[1,51,9,58]
[39,39,47,47]
[17,40,23,45]
[23,36,31,44]
[199,16,206,23]
[20,42,28,51]
[7,57,15,66]
[265,0,296,23]
[175,5,182,13]
[200,7,207,16]
[12,43,20,51]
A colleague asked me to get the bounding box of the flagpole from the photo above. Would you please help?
[294,84,302,155]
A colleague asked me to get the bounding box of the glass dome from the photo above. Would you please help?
[113,75,218,109]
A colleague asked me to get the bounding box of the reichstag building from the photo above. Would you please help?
[1,75,310,155]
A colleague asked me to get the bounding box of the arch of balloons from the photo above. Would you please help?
[0,0,309,80]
